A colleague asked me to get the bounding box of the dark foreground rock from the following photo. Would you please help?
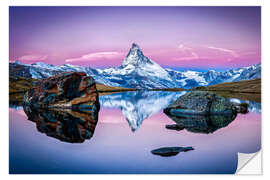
[23,105,99,143]
[165,113,237,134]
[23,72,99,110]
[164,91,238,116]
[151,146,194,157]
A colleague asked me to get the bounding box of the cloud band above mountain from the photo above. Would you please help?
[65,52,124,62]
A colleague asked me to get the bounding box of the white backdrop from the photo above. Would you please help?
[1,0,268,179]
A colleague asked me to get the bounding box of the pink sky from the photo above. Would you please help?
[9,7,261,70]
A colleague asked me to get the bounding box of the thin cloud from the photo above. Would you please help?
[18,54,48,61]
[174,44,199,61]
[241,51,258,56]
[66,51,123,62]
[207,46,239,58]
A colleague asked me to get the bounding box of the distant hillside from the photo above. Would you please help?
[9,76,39,94]
[96,83,135,93]
[194,78,261,93]
[193,78,261,102]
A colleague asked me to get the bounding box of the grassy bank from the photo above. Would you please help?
[96,83,136,95]
[192,78,261,102]
[194,78,261,93]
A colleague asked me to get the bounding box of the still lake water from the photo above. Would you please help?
[9,91,261,174]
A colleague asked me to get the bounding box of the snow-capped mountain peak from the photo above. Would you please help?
[31,62,55,69]
[122,43,153,67]
[118,43,171,82]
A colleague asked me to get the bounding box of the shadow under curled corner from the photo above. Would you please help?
[236,151,262,174]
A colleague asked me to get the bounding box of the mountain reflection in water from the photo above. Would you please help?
[23,105,99,143]
[99,91,186,131]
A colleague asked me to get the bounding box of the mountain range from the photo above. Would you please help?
[9,43,261,89]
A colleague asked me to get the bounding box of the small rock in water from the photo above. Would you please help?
[165,124,185,131]
[151,146,194,157]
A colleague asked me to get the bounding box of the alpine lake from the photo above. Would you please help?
[9,90,261,174]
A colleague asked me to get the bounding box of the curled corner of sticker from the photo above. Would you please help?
[236,151,262,175]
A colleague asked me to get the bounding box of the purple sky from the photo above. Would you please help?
[9,6,261,70]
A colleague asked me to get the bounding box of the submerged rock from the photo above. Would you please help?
[165,113,237,134]
[151,146,194,157]
[23,105,99,143]
[23,72,99,110]
[164,91,237,116]
[165,124,185,131]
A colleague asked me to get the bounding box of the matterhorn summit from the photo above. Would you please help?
[118,43,171,80]
[122,43,153,67]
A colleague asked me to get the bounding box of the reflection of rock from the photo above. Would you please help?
[164,91,237,116]
[151,146,194,157]
[23,105,99,143]
[165,113,237,134]
[235,103,249,114]
[23,72,99,110]
[230,98,261,113]
[99,91,185,131]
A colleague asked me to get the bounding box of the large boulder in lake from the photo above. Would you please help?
[23,72,99,110]
[164,91,237,116]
